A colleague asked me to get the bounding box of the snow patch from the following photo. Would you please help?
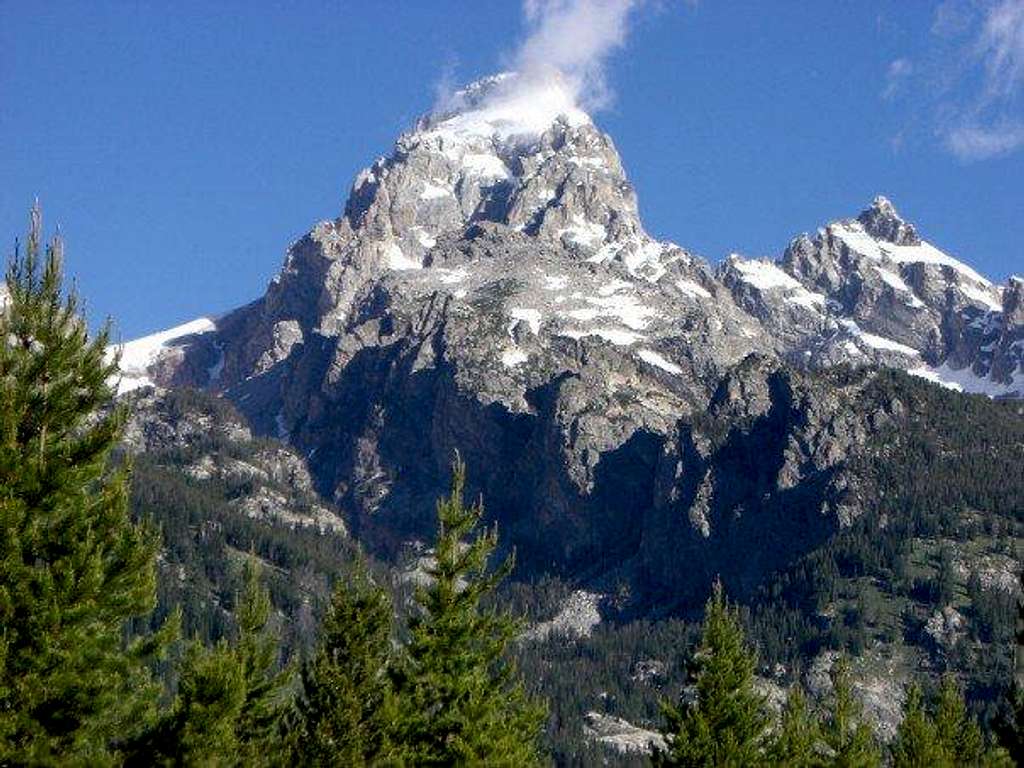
[411,227,437,249]
[909,362,1024,398]
[875,266,926,308]
[732,258,802,291]
[501,348,529,368]
[637,349,682,375]
[384,242,421,270]
[561,292,654,331]
[675,278,712,299]
[786,288,827,311]
[560,327,642,346]
[839,319,919,356]
[623,240,669,281]
[112,317,217,394]
[958,282,1003,313]
[510,307,542,335]
[831,221,991,285]
[460,152,510,179]
[558,215,606,248]
[419,181,451,200]
[437,268,468,285]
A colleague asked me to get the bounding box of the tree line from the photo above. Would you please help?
[654,581,1020,766]
[2,208,1022,765]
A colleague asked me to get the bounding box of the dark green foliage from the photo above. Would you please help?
[767,687,823,768]
[821,657,880,768]
[995,567,1024,760]
[744,371,1023,731]
[892,676,1007,767]
[288,562,398,766]
[393,456,547,766]
[936,546,957,607]
[512,616,698,766]
[125,387,363,658]
[933,676,985,763]
[655,582,771,767]
[127,562,291,766]
[0,206,173,764]
[891,685,944,768]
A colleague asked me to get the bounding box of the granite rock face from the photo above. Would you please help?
[113,73,1023,593]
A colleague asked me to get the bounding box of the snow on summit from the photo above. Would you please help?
[422,71,591,142]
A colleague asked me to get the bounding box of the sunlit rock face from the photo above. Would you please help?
[116,73,1022,592]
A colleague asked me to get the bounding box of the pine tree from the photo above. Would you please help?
[393,456,547,767]
[0,205,174,764]
[891,685,944,768]
[1000,569,1024,761]
[288,562,398,766]
[767,686,823,767]
[127,560,290,766]
[889,675,1008,768]
[820,656,880,768]
[232,560,292,763]
[654,581,771,767]
[932,676,983,765]
[935,546,957,607]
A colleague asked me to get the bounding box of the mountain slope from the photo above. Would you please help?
[113,74,1020,575]
[108,71,1024,761]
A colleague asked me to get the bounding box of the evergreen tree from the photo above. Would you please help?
[128,561,290,766]
[890,685,944,768]
[654,581,771,767]
[231,560,292,762]
[393,456,547,767]
[889,675,1008,768]
[0,205,173,764]
[767,686,823,768]
[820,656,880,768]
[936,546,957,607]
[288,562,398,766]
[999,568,1024,761]
[932,676,983,765]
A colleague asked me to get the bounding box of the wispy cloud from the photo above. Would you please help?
[515,0,640,110]
[976,0,1024,99]
[883,58,913,100]
[887,0,1024,161]
[946,122,1024,159]
[943,0,1024,160]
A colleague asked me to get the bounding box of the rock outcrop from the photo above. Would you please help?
[108,72,1023,592]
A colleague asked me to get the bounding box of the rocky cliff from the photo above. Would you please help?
[112,72,1023,600]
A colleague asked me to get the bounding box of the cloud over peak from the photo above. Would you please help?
[516,0,639,111]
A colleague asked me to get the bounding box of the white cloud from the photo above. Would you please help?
[514,0,640,111]
[429,1,643,135]
[883,58,913,100]
[975,0,1024,100]
[944,0,1024,160]
[946,122,1024,159]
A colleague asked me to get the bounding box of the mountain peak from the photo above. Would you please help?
[856,195,919,246]
[420,71,591,143]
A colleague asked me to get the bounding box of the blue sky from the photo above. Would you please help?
[2,1,1022,338]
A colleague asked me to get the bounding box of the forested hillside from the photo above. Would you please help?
[121,370,1024,764]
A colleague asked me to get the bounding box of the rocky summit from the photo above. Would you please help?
[114,72,1024,589]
